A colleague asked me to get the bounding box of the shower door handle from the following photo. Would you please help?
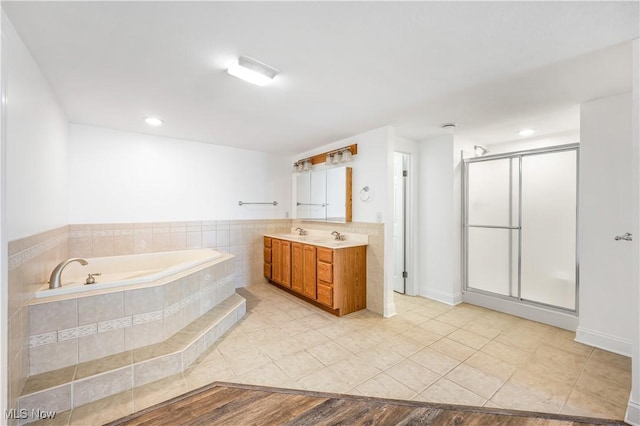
[614,232,632,241]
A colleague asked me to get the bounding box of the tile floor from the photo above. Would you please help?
[34,282,632,425]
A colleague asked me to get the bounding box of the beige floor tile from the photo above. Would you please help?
[259,335,307,360]
[490,381,563,414]
[400,326,442,346]
[429,338,476,362]
[183,357,235,391]
[415,378,486,406]
[462,322,502,339]
[354,372,417,400]
[483,400,504,409]
[417,319,458,336]
[292,329,330,349]
[445,363,505,399]
[233,362,290,386]
[30,410,71,426]
[315,321,360,339]
[333,330,378,352]
[325,357,382,389]
[432,311,473,328]
[447,329,491,350]
[383,335,425,358]
[384,359,440,393]
[275,351,325,379]
[590,348,632,372]
[544,329,593,357]
[480,340,530,365]
[464,351,517,381]
[307,340,354,366]
[561,387,628,420]
[409,347,460,375]
[68,390,134,426]
[493,331,543,353]
[221,347,272,375]
[583,357,632,388]
[133,374,188,411]
[575,371,632,406]
[293,367,352,394]
[509,367,574,402]
[355,344,405,371]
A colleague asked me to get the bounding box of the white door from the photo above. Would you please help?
[393,152,408,293]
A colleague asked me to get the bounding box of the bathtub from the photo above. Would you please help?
[36,248,223,298]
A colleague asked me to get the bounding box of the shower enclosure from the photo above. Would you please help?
[462,144,579,314]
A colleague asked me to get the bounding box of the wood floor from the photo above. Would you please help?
[106,382,626,426]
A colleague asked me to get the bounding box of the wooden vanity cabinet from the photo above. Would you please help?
[265,237,291,288]
[264,237,366,316]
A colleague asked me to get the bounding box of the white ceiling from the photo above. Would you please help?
[3,1,638,154]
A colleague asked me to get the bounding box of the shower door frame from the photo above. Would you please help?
[462,143,580,315]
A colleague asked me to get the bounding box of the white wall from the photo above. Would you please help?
[577,92,634,356]
[68,124,291,223]
[3,13,68,241]
[419,130,461,304]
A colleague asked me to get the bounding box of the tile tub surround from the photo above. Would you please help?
[68,220,292,288]
[28,253,236,374]
[18,293,246,424]
[8,226,70,422]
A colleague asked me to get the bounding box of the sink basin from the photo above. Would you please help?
[310,239,345,247]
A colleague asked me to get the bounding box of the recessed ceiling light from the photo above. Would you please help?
[226,55,278,87]
[518,128,536,136]
[144,117,164,126]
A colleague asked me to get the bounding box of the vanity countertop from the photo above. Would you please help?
[264,231,368,249]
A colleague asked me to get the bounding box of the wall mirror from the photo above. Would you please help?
[295,166,352,222]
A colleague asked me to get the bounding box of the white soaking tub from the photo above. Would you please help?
[37,248,223,298]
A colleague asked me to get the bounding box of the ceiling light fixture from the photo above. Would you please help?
[518,128,536,136]
[226,55,279,86]
[144,117,164,126]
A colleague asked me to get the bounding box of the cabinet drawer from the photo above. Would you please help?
[317,261,333,284]
[263,263,271,279]
[317,247,333,263]
[264,237,272,248]
[264,247,272,263]
[317,283,333,307]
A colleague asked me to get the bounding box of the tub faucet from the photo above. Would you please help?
[49,258,88,289]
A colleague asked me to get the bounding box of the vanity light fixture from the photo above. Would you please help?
[144,117,164,126]
[341,148,353,162]
[518,128,536,136]
[226,55,279,86]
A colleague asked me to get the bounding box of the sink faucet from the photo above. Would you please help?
[49,258,88,289]
[331,231,345,241]
[295,227,307,236]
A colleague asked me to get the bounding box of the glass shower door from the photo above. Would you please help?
[520,150,577,310]
[465,158,519,297]
[463,145,578,313]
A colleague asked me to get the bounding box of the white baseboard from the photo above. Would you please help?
[423,289,463,306]
[575,327,632,357]
[384,300,398,318]
[461,291,579,331]
[626,398,640,426]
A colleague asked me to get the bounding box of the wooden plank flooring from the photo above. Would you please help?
[106,382,627,426]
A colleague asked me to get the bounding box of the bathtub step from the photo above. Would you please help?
[17,293,246,424]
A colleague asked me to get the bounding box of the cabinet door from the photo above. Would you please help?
[271,239,282,283]
[280,240,292,288]
[303,245,317,299]
[291,243,304,294]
